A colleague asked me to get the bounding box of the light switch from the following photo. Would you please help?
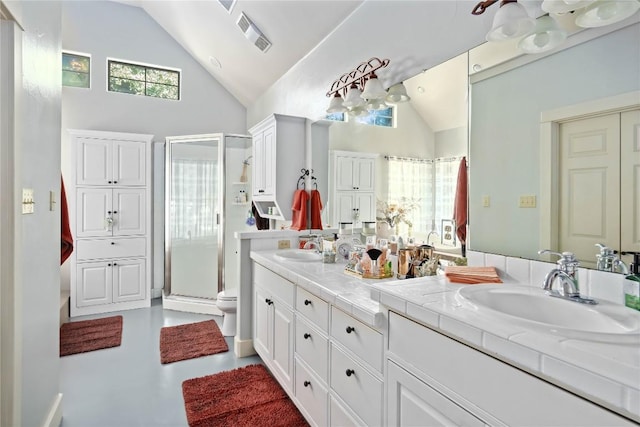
[22,188,35,214]
[519,195,536,208]
[482,195,490,207]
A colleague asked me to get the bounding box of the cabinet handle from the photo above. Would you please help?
[113,181,118,184]
[113,263,117,266]
[107,211,112,214]
[107,263,112,266]
[265,298,273,305]
[258,189,265,193]
[111,242,115,245]
[304,299,312,306]
[108,181,112,184]
[113,211,118,214]
[345,369,355,377]
[303,333,311,339]
[346,326,355,334]
[303,380,311,387]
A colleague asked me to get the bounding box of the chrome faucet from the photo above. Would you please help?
[595,244,629,274]
[426,230,439,246]
[303,235,322,253]
[538,250,597,305]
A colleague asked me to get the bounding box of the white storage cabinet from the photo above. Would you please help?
[330,150,377,227]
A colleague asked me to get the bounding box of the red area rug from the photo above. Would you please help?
[60,315,123,357]
[160,319,228,364]
[182,364,308,427]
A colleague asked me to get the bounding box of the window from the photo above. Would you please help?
[171,159,218,239]
[108,59,180,100]
[325,112,346,122]
[62,51,90,88]
[355,107,394,127]
[386,157,433,236]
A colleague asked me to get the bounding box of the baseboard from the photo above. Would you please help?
[59,292,69,326]
[162,294,223,316]
[42,393,63,427]
[234,337,256,358]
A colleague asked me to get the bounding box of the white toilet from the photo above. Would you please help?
[216,288,237,337]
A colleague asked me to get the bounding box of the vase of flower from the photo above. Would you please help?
[376,221,392,239]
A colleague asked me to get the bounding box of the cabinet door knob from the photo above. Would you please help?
[346,326,355,334]
[113,181,118,184]
[265,298,273,305]
[107,263,112,266]
[111,242,115,245]
[107,211,112,214]
[304,299,312,306]
[303,380,311,387]
[112,211,118,214]
[303,333,311,339]
[108,181,112,184]
[345,369,355,377]
[259,189,265,193]
[113,262,117,266]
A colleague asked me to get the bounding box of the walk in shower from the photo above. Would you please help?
[163,133,251,314]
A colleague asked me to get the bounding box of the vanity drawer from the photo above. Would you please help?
[296,287,329,332]
[295,358,328,427]
[330,343,383,427]
[331,306,383,372]
[76,237,146,260]
[295,316,328,381]
[253,263,294,308]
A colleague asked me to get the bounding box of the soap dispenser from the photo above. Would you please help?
[622,251,640,310]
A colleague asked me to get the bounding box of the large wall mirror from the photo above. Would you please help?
[323,51,469,250]
[320,22,639,269]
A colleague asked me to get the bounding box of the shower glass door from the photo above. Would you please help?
[165,135,223,300]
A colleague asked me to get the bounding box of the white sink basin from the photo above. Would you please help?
[273,249,322,262]
[458,285,640,343]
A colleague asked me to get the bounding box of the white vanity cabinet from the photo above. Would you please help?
[253,263,295,392]
[387,311,636,427]
[249,114,306,220]
[69,129,152,317]
[330,151,377,227]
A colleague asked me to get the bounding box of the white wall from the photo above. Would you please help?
[469,24,640,259]
[435,126,467,158]
[60,1,247,292]
[1,1,63,425]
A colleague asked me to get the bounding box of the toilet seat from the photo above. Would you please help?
[217,288,237,301]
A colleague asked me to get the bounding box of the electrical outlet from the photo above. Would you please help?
[482,195,490,207]
[519,195,536,208]
[278,240,291,249]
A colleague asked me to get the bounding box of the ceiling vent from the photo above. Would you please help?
[217,0,236,13]
[237,12,272,53]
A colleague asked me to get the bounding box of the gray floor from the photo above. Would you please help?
[60,299,262,427]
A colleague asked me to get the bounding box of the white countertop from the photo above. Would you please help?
[250,249,640,423]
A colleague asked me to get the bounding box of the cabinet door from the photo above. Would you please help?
[336,156,356,191]
[254,287,272,360]
[262,126,276,197]
[113,188,146,236]
[335,192,356,225]
[355,158,375,192]
[112,259,146,303]
[252,132,266,197]
[387,361,485,427]
[76,188,113,237]
[76,261,112,307]
[76,138,112,186]
[252,126,276,198]
[113,140,146,186]
[272,301,294,391]
[355,192,375,223]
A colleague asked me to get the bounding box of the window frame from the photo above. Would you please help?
[106,57,181,101]
[62,50,91,89]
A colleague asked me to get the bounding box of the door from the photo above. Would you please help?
[165,135,223,301]
[621,110,640,261]
[112,259,146,303]
[559,113,620,268]
[76,188,112,237]
[76,261,112,307]
[113,188,145,236]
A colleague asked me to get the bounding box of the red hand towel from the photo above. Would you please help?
[290,189,309,231]
[453,157,468,254]
[310,189,323,230]
[61,176,74,265]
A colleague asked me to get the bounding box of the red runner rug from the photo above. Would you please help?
[60,315,123,357]
[182,364,308,427]
[160,319,228,364]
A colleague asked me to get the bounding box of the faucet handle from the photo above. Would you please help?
[595,243,615,257]
[538,249,579,274]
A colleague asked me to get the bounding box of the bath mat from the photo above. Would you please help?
[160,319,228,364]
[60,315,123,357]
[182,364,308,427]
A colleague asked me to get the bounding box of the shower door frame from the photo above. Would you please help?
[163,133,226,314]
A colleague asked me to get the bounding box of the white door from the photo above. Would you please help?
[76,261,112,307]
[262,126,276,197]
[253,287,271,360]
[336,156,356,191]
[559,113,620,268]
[336,192,356,225]
[76,137,112,185]
[112,259,146,302]
[113,188,146,236]
[76,188,112,237]
[355,157,375,192]
[621,109,640,265]
[387,361,485,426]
[113,140,146,186]
[272,302,294,391]
[356,192,375,223]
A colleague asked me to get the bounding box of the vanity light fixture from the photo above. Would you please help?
[325,57,411,115]
[473,0,640,54]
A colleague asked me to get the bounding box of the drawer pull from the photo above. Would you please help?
[113,262,118,266]
[108,180,112,184]
[265,298,273,305]
[304,299,312,306]
[111,242,115,245]
[113,211,118,214]
[303,380,311,387]
[107,263,112,267]
[346,326,355,334]
[303,333,311,339]
[345,369,355,377]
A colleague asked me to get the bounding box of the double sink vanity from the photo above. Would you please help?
[236,231,640,426]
